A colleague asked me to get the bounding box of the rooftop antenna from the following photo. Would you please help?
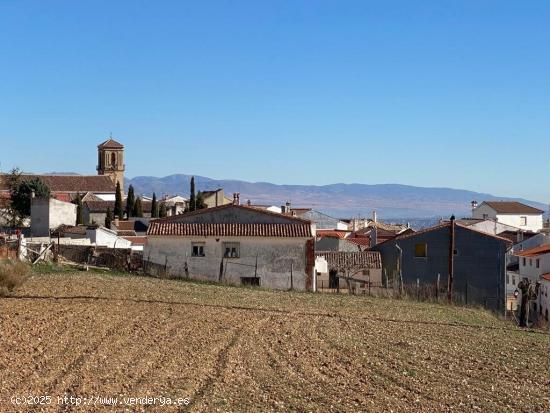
[109,131,113,139]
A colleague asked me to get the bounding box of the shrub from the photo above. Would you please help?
[0,260,29,296]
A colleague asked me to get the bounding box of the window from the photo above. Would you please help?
[512,275,516,285]
[536,259,540,268]
[192,242,205,257]
[223,242,240,258]
[530,259,533,266]
[362,269,370,276]
[523,257,526,266]
[482,214,489,220]
[506,273,509,284]
[520,216,527,226]
[414,243,427,258]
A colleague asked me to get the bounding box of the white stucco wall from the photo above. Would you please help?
[31,198,77,237]
[518,252,550,280]
[538,279,550,321]
[86,227,132,249]
[145,236,311,290]
[473,204,543,232]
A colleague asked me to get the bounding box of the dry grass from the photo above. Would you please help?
[0,260,29,297]
[0,271,549,412]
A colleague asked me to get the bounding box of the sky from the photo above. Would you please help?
[1,1,549,202]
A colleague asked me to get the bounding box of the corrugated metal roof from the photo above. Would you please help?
[148,222,313,237]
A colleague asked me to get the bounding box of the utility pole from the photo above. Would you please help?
[448,216,456,303]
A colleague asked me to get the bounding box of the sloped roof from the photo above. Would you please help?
[482,201,544,214]
[375,221,513,247]
[148,222,313,237]
[541,273,550,282]
[315,251,381,270]
[515,244,550,258]
[98,138,124,149]
[156,203,312,225]
[316,230,350,239]
[0,174,115,193]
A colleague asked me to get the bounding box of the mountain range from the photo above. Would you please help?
[126,174,548,221]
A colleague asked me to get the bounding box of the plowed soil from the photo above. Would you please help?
[1,271,549,412]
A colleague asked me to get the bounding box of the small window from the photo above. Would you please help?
[414,243,427,258]
[192,242,205,257]
[506,273,509,284]
[536,259,540,268]
[512,275,516,285]
[482,214,489,220]
[223,242,240,258]
[453,249,459,256]
[530,259,533,266]
[520,216,527,226]
[522,257,526,266]
[362,269,370,276]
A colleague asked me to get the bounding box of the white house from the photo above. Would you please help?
[86,226,133,249]
[472,201,544,233]
[144,204,316,290]
[515,244,550,319]
[539,274,550,322]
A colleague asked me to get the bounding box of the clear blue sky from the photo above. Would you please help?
[1,1,549,202]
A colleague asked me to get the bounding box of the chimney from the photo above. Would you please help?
[372,210,377,223]
[471,200,478,213]
[286,201,291,213]
[233,193,240,205]
[247,199,251,206]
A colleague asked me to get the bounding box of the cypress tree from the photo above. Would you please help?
[75,193,84,225]
[105,206,113,228]
[133,197,144,218]
[151,193,159,218]
[126,185,135,219]
[114,181,124,219]
[159,202,167,218]
[189,176,196,212]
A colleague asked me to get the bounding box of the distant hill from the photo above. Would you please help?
[126,174,548,220]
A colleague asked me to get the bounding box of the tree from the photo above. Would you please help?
[196,191,207,210]
[75,193,84,225]
[9,169,51,223]
[159,202,167,218]
[114,181,124,219]
[105,206,113,228]
[133,197,143,218]
[189,176,196,212]
[151,193,159,218]
[126,185,135,219]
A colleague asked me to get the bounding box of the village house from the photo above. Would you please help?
[162,195,188,216]
[315,251,382,292]
[30,197,77,237]
[515,244,550,321]
[83,199,152,225]
[472,201,544,233]
[144,204,316,290]
[372,218,512,312]
[201,189,232,208]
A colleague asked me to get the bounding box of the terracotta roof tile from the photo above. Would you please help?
[515,244,550,257]
[0,174,115,193]
[98,138,124,149]
[483,201,544,214]
[541,273,550,282]
[316,230,350,239]
[148,222,313,237]
[315,251,381,270]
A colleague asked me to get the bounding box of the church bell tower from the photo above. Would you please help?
[97,137,125,190]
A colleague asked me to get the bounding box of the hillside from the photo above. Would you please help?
[1,271,549,412]
[127,174,547,220]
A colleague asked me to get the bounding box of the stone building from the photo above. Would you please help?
[144,204,316,290]
[97,138,125,190]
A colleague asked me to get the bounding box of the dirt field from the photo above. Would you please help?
[0,270,549,412]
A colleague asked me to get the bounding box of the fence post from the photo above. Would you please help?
[417,278,420,301]
[290,261,293,290]
[436,273,440,301]
[465,280,468,306]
